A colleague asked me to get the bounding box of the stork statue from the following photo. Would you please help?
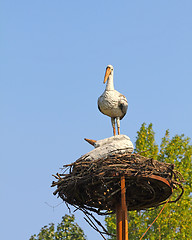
[98,65,128,136]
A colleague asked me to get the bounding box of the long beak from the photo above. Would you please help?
[84,138,97,146]
[104,67,111,84]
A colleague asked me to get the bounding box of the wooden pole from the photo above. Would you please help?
[116,175,128,240]
[121,175,128,240]
[116,202,122,240]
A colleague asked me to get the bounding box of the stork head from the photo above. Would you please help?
[104,65,114,83]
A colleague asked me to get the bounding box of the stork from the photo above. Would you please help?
[98,65,128,136]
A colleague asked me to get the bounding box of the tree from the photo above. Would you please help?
[105,123,192,239]
[30,214,86,240]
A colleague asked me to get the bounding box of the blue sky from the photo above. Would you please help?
[1,1,192,239]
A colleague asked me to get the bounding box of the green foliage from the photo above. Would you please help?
[30,214,86,240]
[105,123,192,239]
[135,123,159,158]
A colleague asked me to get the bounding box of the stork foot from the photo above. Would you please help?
[116,117,120,135]
[113,127,116,136]
[111,117,116,136]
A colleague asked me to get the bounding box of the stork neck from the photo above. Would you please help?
[106,74,114,91]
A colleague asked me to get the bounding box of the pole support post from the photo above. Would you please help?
[116,175,128,240]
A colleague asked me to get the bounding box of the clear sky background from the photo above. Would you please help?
[1,1,192,239]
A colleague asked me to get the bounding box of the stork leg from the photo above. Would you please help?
[111,117,116,136]
[117,117,120,135]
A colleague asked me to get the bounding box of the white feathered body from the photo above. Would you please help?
[98,90,128,120]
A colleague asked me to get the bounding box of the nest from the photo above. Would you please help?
[52,153,184,215]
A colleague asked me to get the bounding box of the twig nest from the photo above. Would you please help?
[52,137,184,215]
